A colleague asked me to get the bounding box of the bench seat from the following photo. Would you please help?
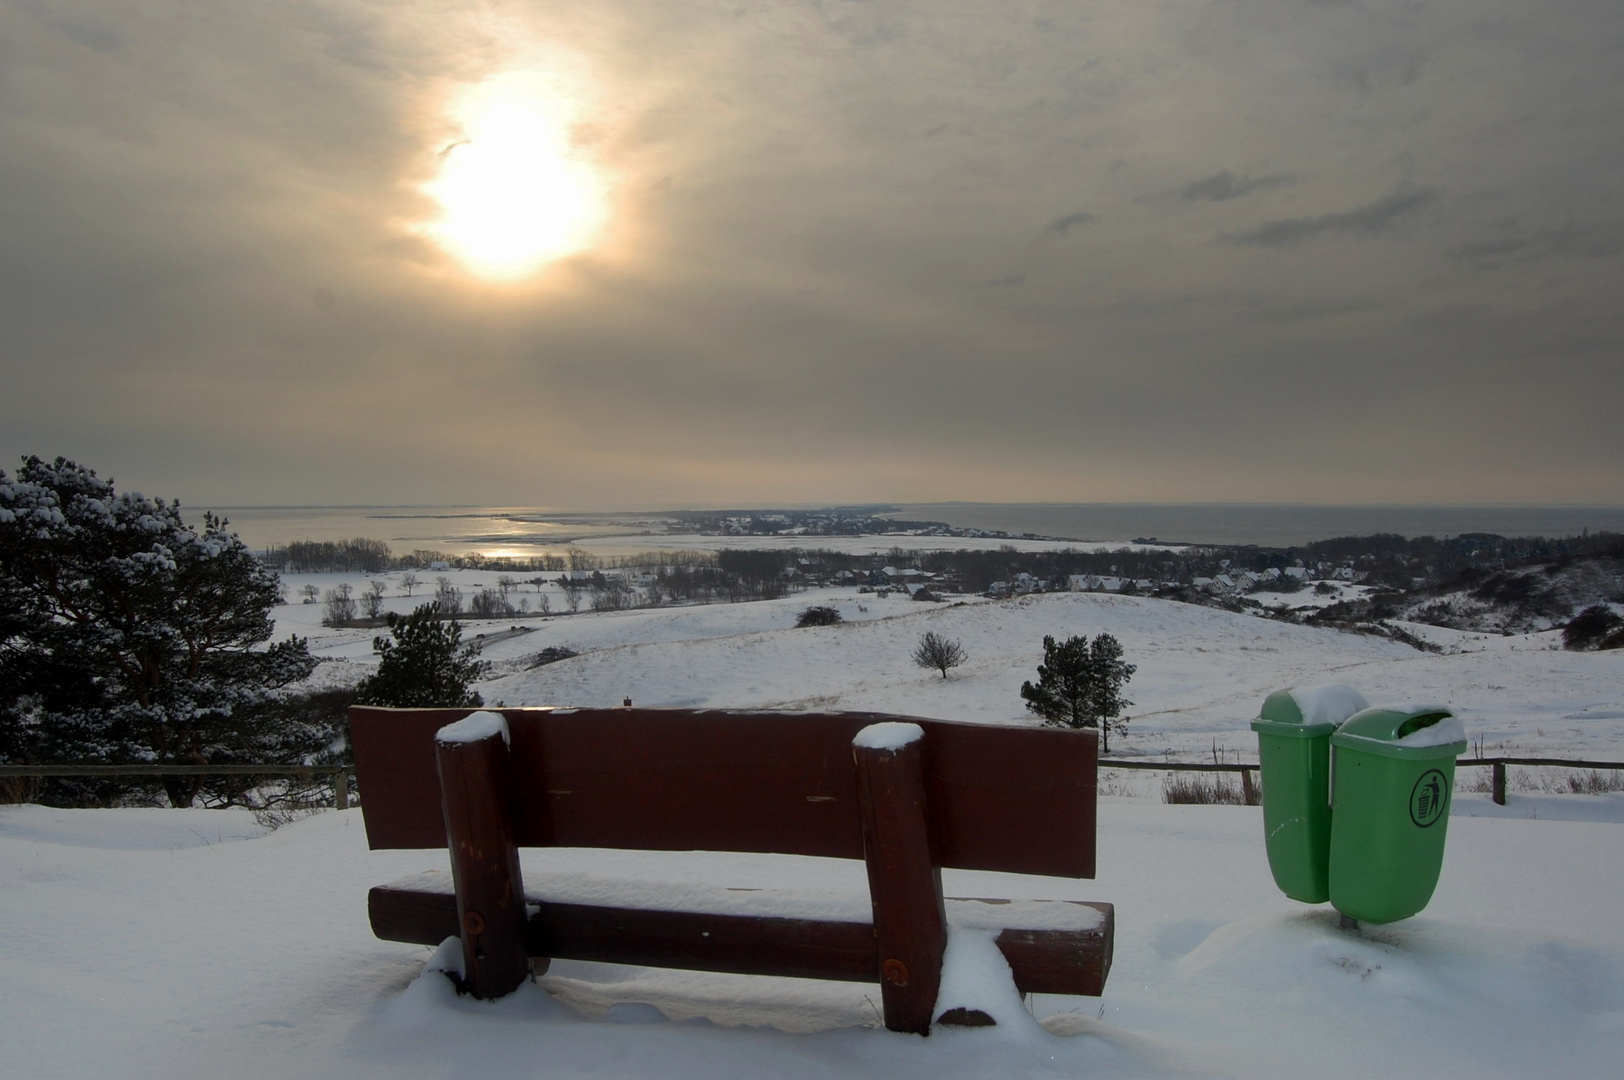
[370,869,1113,996]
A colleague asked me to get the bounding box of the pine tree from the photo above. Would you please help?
[353,603,486,708]
[0,456,319,806]
[1018,633,1136,752]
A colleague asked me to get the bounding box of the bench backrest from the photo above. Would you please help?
[349,706,1098,879]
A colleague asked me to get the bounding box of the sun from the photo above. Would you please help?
[423,73,608,279]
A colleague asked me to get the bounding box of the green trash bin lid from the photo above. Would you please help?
[1250,684,1369,739]
[1331,705,1468,760]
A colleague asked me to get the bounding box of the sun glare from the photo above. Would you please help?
[424,73,607,279]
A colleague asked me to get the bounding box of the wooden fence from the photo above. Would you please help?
[1101,756,1624,806]
[0,763,350,809]
[3,757,1618,811]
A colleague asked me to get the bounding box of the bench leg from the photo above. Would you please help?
[437,726,530,999]
[854,733,947,1035]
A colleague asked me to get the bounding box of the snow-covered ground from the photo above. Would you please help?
[2,795,1620,1080]
[280,578,1624,764]
[4,583,1622,1077]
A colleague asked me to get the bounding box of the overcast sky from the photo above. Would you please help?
[2,0,1621,509]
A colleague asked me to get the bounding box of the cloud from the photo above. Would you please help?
[1454,221,1624,267]
[1180,170,1299,202]
[1251,298,1381,324]
[1224,187,1439,247]
[1,2,1622,506]
[1045,212,1096,236]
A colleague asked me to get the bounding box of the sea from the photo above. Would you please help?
[206,503,1624,558]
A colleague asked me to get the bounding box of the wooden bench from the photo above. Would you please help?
[349,705,1113,1035]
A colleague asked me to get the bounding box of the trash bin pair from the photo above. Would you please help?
[1251,686,1467,924]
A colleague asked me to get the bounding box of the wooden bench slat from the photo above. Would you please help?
[351,707,1098,879]
[368,881,1112,995]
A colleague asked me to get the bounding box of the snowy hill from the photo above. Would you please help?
[452,590,1622,762]
[5,586,1623,1078]
[277,581,1624,760]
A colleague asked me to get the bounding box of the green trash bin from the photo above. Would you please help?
[1328,706,1468,924]
[1251,685,1370,904]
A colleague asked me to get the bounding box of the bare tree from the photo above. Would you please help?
[300,583,320,605]
[399,572,420,597]
[912,631,967,679]
[470,587,510,617]
[434,576,463,615]
[362,580,388,619]
[323,583,357,626]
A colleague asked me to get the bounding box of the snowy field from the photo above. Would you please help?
[2,795,1620,1080]
[280,575,1624,764]
[4,581,1620,1078]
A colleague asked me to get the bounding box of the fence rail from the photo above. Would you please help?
[0,763,350,809]
[1100,756,1623,806]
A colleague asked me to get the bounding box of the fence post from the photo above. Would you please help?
[1492,762,1506,806]
[1240,767,1258,806]
[334,768,349,811]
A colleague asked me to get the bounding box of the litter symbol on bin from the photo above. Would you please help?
[1410,769,1448,828]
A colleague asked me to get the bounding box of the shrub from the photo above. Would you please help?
[1163,773,1247,805]
[795,605,843,628]
[526,646,578,669]
[1563,605,1624,650]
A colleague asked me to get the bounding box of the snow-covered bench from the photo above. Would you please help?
[349,705,1113,1034]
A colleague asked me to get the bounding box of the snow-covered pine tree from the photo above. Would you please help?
[353,603,486,708]
[0,456,320,806]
